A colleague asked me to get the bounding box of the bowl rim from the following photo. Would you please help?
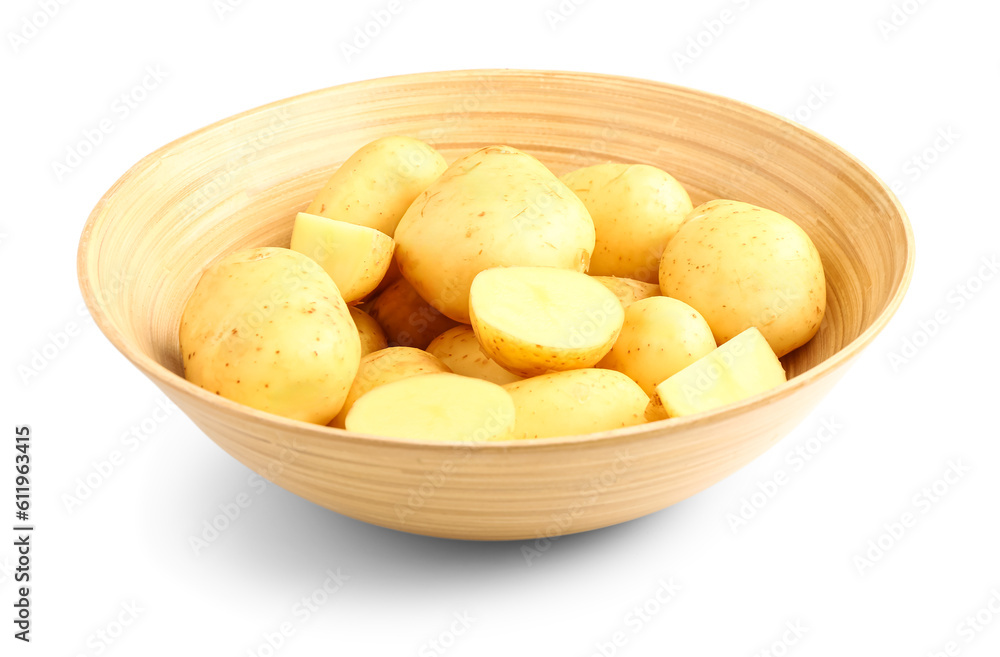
[77,68,915,451]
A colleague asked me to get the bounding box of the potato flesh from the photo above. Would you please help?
[345,373,515,442]
[179,247,361,424]
[504,369,648,439]
[426,326,523,385]
[305,136,447,237]
[289,212,394,303]
[650,327,786,419]
[470,266,625,377]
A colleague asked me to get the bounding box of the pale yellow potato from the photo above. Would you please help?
[469,266,624,378]
[331,346,450,428]
[646,327,786,420]
[180,247,360,424]
[561,163,693,282]
[348,307,387,357]
[306,136,447,237]
[426,326,523,385]
[345,373,516,442]
[395,145,595,323]
[659,199,826,357]
[504,369,648,439]
[598,296,717,396]
[593,276,661,308]
[289,212,394,303]
[368,277,460,349]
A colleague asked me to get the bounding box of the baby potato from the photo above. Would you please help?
[348,307,387,357]
[503,369,648,439]
[306,136,447,237]
[659,199,826,357]
[598,296,717,396]
[345,373,516,442]
[426,326,523,385]
[561,163,693,282]
[289,212,394,303]
[179,247,361,424]
[331,347,451,428]
[469,266,624,377]
[593,276,661,308]
[368,277,460,349]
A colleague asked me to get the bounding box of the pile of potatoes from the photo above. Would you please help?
[180,136,826,441]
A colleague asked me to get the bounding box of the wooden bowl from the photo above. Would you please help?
[78,70,913,541]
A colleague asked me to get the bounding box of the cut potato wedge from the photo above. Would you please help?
[331,347,450,428]
[289,212,394,303]
[470,266,625,377]
[504,369,648,439]
[647,327,786,419]
[598,296,717,396]
[426,326,523,385]
[345,372,516,442]
[348,307,387,357]
[593,276,661,308]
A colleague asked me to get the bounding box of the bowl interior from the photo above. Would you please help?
[79,70,912,407]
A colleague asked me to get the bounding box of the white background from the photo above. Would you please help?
[2,0,999,655]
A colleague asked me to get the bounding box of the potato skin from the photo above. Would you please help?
[426,326,523,385]
[593,276,661,308]
[394,145,596,323]
[659,199,826,357]
[598,296,717,396]
[348,307,387,357]
[305,136,447,237]
[562,163,692,282]
[368,277,460,350]
[179,247,361,424]
[503,369,648,439]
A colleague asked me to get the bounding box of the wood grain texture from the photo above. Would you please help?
[77,70,914,541]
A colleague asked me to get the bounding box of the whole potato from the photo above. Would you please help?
[592,276,661,309]
[426,326,523,385]
[504,369,648,439]
[659,199,826,357]
[368,277,460,349]
[394,145,595,323]
[306,136,447,237]
[597,296,716,396]
[561,163,692,282]
[179,247,361,424]
[348,307,387,357]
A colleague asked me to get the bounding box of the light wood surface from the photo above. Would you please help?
[77,70,914,540]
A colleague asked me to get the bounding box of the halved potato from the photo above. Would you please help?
[368,277,460,349]
[289,212,394,303]
[426,326,523,385]
[348,307,387,357]
[597,296,717,396]
[331,347,450,428]
[646,327,786,420]
[469,267,625,377]
[593,276,661,309]
[504,369,648,439]
[345,372,516,442]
